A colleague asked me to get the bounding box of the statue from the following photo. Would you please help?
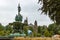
[15,3,23,22]
[14,3,23,33]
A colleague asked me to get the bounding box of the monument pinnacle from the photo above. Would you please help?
[15,3,23,22]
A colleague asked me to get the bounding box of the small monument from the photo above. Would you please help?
[13,3,23,33]
[9,3,26,37]
[15,3,23,22]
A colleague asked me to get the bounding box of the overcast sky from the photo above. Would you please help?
[0,0,53,26]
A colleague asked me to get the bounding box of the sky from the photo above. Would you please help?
[0,0,53,26]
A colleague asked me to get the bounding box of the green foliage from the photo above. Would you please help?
[5,25,13,33]
[4,30,10,36]
[48,23,60,35]
[38,0,60,24]
[0,24,5,36]
[23,26,28,36]
[0,22,60,37]
[38,26,41,33]
[0,30,5,36]
[33,32,37,37]
[58,31,60,34]
[48,23,57,32]
[49,31,54,36]
[0,24,4,31]
[56,25,60,34]
[41,25,47,35]
[29,26,33,32]
[44,30,52,37]
[37,33,41,37]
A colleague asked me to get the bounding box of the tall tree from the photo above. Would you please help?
[38,0,60,24]
[48,23,57,34]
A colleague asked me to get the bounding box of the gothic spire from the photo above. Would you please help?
[24,17,28,25]
[34,20,37,26]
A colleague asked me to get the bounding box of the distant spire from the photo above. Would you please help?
[34,20,37,26]
[33,20,38,36]
[24,17,28,25]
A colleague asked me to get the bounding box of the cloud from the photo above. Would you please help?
[0,0,53,26]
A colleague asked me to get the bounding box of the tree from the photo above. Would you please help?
[0,31,5,36]
[38,0,60,24]
[41,25,47,35]
[48,23,57,31]
[38,26,41,33]
[29,26,33,32]
[44,29,52,37]
[0,23,4,31]
[5,25,13,33]
[48,23,57,34]
[0,23,6,36]
[48,23,60,35]
[23,26,29,36]
[37,33,41,37]
[56,25,60,34]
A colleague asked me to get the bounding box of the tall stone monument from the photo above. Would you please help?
[13,3,23,33]
[15,3,23,22]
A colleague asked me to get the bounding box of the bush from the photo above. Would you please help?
[37,33,41,37]
[44,30,52,37]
